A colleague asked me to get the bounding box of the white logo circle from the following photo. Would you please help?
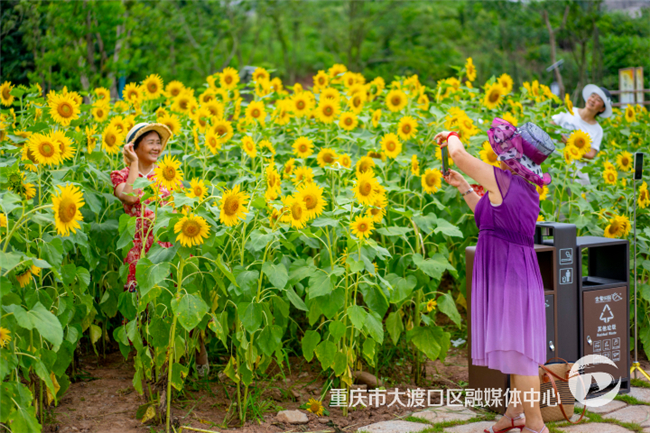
[568,354,621,407]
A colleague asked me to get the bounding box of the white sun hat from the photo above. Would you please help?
[582,84,613,118]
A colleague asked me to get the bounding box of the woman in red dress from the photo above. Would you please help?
[111,123,173,292]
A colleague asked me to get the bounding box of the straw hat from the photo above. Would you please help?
[123,122,172,165]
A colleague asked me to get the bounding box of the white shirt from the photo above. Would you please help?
[551,110,603,151]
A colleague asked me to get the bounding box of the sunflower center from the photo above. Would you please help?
[2,88,10,99]
[303,194,316,209]
[182,220,201,237]
[575,138,586,149]
[299,144,307,153]
[106,133,116,147]
[252,109,260,118]
[488,152,497,163]
[353,97,361,107]
[39,141,55,157]
[608,221,620,234]
[291,203,303,220]
[163,166,176,181]
[225,76,233,84]
[622,157,629,165]
[323,153,334,163]
[193,187,203,196]
[97,108,104,117]
[171,88,180,97]
[391,96,401,106]
[489,91,500,103]
[358,222,367,231]
[360,181,372,196]
[224,196,240,216]
[296,101,305,110]
[59,199,77,223]
[209,137,217,148]
[370,208,379,216]
[426,174,436,187]
[148,83,158,93]
[402,124,411,134]
[386,141,396,152]
[58,102,73,118]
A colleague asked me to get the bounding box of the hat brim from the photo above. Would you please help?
[130,123,172,152]
[583,84,612,118]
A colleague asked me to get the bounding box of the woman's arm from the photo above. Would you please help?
[114,143,141,205]
[436,132,502,205]
[443,169,481,213]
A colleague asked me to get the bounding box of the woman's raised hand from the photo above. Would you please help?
[434,130,452,147]
[442,169,467,189]
[123,142,138,165]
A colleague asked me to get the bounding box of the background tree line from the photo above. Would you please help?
[2,0,649,102]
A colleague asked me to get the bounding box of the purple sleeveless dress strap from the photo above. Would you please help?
[470,166,546,376]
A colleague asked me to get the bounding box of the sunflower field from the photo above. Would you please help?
[0,61,649,432]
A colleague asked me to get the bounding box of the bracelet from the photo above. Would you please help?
[446,131,460,142]
[461,187,474,197]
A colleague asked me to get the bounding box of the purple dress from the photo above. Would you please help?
[471,166,546,376]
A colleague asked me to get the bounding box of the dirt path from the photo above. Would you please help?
[51,349,470,433]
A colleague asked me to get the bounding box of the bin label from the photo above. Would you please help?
[600,304,614,323]
[559,268,573,285]
[559,248,573,265]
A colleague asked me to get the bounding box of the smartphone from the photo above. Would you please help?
[441,145,449,176]
[634,152,644,181]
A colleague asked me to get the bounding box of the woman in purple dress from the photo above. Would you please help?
[436,119,556,433]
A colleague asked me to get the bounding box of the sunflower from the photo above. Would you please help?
[141,74,163,99]
[187,179,208,201]
[320,87,340,103]
[397,116,417,141]
[313,71,329,91]
[1,81,15,106]
[426,299,438,312]
[280,195,309,229]
[297,183,326,219]
[348,92,366,113]
[52,183,85,236]
[122,83,143,105]
[465,58,476,82]
[625,105,636,123]
[16,267,33,288]
[306,398,324,417]
[0,327,11,348]
[265,166,282,201]
[282,158,296,179]
[422,169,443,194]
[166,80,185,98]
[479,141,500,167]
[85,125,97,153]
[564,145,582,162]
[567,130,592,157]
[417,92,430,111]
[92,105,109,122]
[483,83,504,110]
[371,109,382,128]
[616,151,633,172]
[259,139,275,155]
[154,155,184,191]
[604,216,623,239]
[315,100,340,124]
[536,185,549,201]
[497,74,513,95]
[102,124,124,155]
[353,171,379,205]
[245,100,266,124]
[108,115,127,135]
[356,156,375,175]
[350,215,374,240]
[94,87,110,104]
[0,213,6,228]
[338,111,358,131]
[293,166,315,186]
[291,93,312,117]
[193,106,212,132]
[565,93,574,115]
[292,136,314,159]
[616,215,631,237]
[172,92,194,114]
[366,194,388,223]
[158,114,181,137]
[411,154,420,176]
[638,182,650,209]
[252,67,270,83]
[385,89,407,112]
[219,67,240,89]
[338,153,352,169]
[242,136,257,158]
[501,112,518,127]
[380,133,402,159]
[220,184,249,227]
[204,131,221,154]
[28,132,62,166]
[48,92,80,126]
[173,214,210,247]
[49,130,75,161]
[602,168,618,185]
[317,148,337,168]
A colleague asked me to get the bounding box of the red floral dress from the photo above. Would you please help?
[110,166,173,292]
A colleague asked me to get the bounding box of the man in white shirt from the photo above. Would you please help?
[550,84,613,185]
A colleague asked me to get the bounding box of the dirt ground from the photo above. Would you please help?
[48,347,471,433]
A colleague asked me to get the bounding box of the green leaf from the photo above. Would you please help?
[5,303,63,350]
[364,311,384,344]
[347,305,367,330]
[0,251,23,272]
[412,253,454,281]
[407,326,442,361]
[437,292,461,328]
[362,338,377,367]
[215,254,238,287]
[89,324,102,345]
[262,261,288,289]
[315,340,336,370]
[328,320,346,344]
[333,351,347,376]
[345,256,364,274]
[258,325,283,357]
[41,238,64,269]
[136,258,170,292]
[76,267,90,288]
[171,293,209,332]
[308,271,332,299]
[240,302,264,334]
[386,311,404,345]
[386,274,417,305]
[412,213,438,235]
[286,286,308,311]
[376,226,413,237]
[302,330,321,362]
[171,362,188,391]
[433,219,463,238]
[312,217,339,228]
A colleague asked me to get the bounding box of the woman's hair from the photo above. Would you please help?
[133,130,161,150]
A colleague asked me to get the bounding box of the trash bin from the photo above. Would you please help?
[466,222,630,414]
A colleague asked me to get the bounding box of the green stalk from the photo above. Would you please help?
[166,256,184,433]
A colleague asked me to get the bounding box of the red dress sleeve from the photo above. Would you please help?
[110,167,130,193]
